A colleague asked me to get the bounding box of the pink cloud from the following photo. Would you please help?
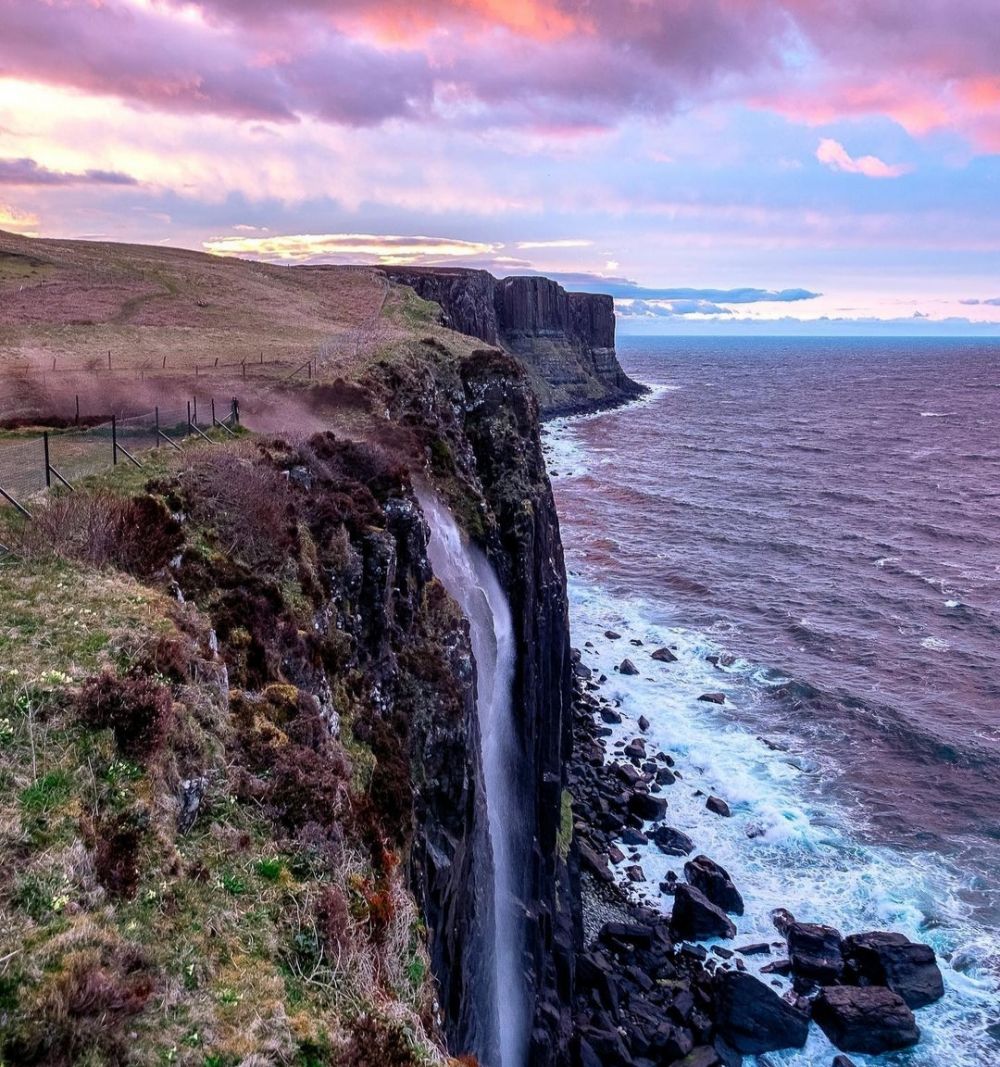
[0,0,997,149]
[816,138,910,179]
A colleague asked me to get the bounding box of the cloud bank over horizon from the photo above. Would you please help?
[0,0,998,332]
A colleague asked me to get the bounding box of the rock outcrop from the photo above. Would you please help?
[383,267,646,415]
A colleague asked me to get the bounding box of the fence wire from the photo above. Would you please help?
[0,396,239,512]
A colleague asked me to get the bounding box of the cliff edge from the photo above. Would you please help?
[383,267,647,416]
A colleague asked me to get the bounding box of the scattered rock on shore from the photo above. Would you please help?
[842,931,944,1009]
[812,985,920,1054]
[670,884,737,941]
[787,922,845,984]
[653,825,696,856]
[629,791,668,821]
[684,855,745,916]
[706,795,732,817]
[651,646,678,663]
[619,658,639,675]
[698,692,726,704]
[714,970,810,1054]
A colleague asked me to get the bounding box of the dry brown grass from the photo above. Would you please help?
[0,230,412,380]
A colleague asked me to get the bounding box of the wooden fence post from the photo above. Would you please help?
[112,415,118,465]
[43,433,51,489]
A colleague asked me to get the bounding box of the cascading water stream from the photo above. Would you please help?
[416,488,528,1067]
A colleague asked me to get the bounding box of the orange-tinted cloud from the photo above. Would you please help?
[203,232,501,263]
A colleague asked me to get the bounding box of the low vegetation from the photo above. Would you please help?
[0,429,467,1066]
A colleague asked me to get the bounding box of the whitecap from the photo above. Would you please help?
[921,635,952,652]
[568,577,998,1067]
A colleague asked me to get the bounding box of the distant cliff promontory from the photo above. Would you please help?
[383,267,647,416]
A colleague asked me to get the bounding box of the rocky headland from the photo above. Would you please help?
[382,267,647,416]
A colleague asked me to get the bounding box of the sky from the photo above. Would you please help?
[1,0,999,335]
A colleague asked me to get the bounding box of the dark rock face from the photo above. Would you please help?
[843,931,944,1009]
[383,267,646,416]
[458,351,578,1064]
[670,884,737,941]
[369,345,577,1064]
[684,856,745,916]
[787,922,845,984]
[812,986,920,1054]
[714,971,810,1054]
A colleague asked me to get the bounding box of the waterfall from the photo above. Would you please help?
[417,488,528,1067]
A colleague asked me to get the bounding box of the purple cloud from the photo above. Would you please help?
[0,157,138,186]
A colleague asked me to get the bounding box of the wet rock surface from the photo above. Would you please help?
[813,985,921,1053]
[714,970,810,1054]
[684,856,745,916]
[842,931,944,1009]
[564,644,947,1066]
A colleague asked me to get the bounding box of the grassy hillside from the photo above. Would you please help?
[0,231,408,375]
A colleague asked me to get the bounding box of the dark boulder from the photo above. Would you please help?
[624,738,647,760]
[705,796,731,817]
[813,985,920,1054]
[651,647,678,663]
[619,658,639,675]
[629,792,668,821]
[605,630,622,640]
[842,931,944,1009]
[599,921,653,948]
[787,922,844,983]
[832,1057,858,1067]
[670,884,737,941]
[684,855,745,916]
[638,714,650,732]
[714,970,810,1055]
[771,908,796,935]
[656,766,677,786]
[579,841,614,883]
[698,692,726,704]
[653,825,695,856]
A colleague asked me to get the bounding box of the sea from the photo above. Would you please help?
[544,336,1000,1066]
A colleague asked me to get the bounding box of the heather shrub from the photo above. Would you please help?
[3,925,153,1066]
[342,1015,419,1067]
[269,743,350,830]
[177,447,300,571]
[93,810,148,899]
[19,491,182,577]
[75,670,172,760]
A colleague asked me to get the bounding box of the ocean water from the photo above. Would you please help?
[544,337,1000,1066]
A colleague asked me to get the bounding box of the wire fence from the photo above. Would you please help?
[0,355,317,381]
[0,396,240,515]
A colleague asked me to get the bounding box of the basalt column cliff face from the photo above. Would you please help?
[383,268,646,416]
[368,342,580,1065]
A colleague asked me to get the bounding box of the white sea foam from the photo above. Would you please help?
[921,635,952,652]
[920,411,958,417]
[570,579,999,1066]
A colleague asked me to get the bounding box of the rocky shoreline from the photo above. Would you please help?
[565,644,946,1066]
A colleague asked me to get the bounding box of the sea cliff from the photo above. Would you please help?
[383,267,646,416]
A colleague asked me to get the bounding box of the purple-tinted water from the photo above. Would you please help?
[546,336,1000,1064]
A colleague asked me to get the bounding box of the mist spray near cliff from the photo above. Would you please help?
[417,488,529,1067]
